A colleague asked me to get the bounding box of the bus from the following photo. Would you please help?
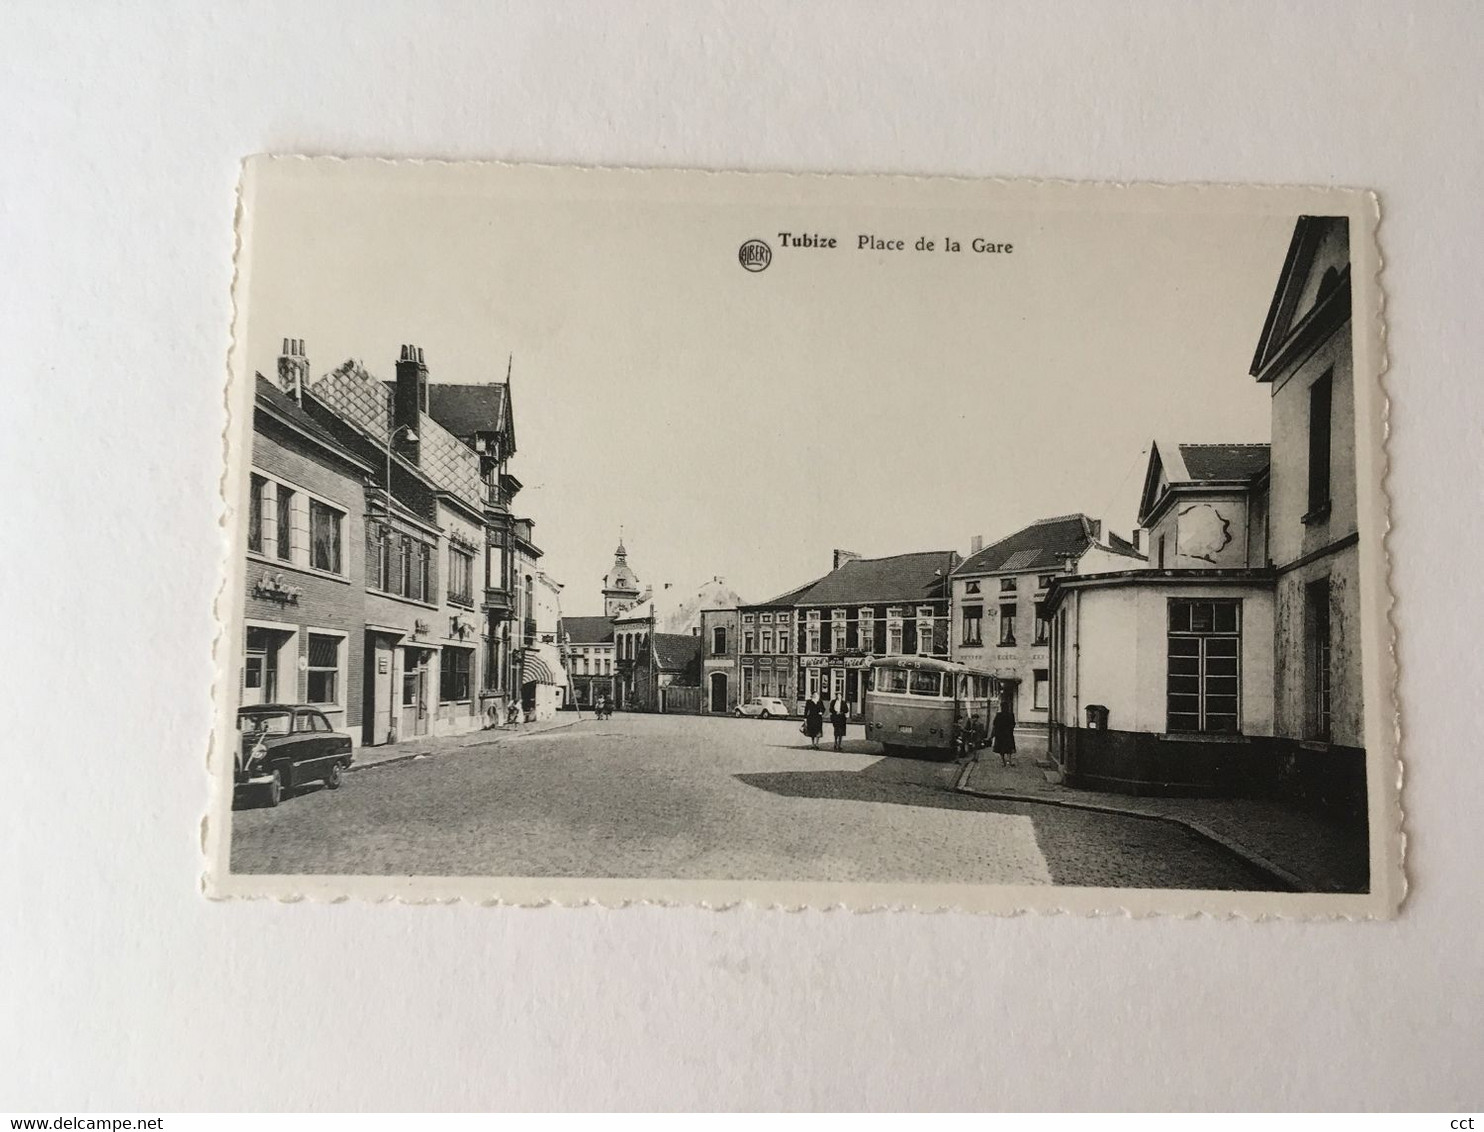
[863,655,999,758]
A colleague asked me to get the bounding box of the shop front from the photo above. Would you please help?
[799,654,871,717]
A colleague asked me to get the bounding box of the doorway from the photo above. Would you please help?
[400,648,431,738]
[709,671,728,713]
[244,625,293,706]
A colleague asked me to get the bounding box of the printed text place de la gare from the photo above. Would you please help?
[777,232,1013,253]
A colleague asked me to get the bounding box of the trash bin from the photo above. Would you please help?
[1085,704,1109,730]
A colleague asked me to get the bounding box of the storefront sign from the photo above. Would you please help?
[251,572,301,605]
[799,655,871,669]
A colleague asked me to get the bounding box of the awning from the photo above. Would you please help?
[521,642,564,686]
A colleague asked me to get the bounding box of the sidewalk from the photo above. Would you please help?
[954,733,1369,894]
[350,714,581,772]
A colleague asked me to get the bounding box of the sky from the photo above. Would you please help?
[241,162,1294,616]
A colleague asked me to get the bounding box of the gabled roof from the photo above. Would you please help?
[652,632,702,672]
[1250,215,1351,382]
[253,376,372,473]
[559,616,615,644]
[783,550,957,606]
[1138,440,1270,525]
[954,515,1101,577]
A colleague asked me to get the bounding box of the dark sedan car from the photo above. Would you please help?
[235,704,354,807]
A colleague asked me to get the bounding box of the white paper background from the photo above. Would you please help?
[3,0,1480,1111]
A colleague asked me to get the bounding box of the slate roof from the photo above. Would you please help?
[559,616,615,644]
[1177,443,1271,483]
[425,383,508,440]
[653,632,702,673]
[254,376,370,470]
[955,515,1099,577]
[779,550,957,607]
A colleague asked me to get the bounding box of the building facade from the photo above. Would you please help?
[1042,216,1366,813]
[242,370,375,744]
[1251,215,1365,792]
[736,548,959,719]
[559,615,617,709]
[699,608,740,714]
[242,338,549,746]
[950,515,1144,729]
[1044,444,1275,794]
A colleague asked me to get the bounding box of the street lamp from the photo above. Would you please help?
[382,424,418,521]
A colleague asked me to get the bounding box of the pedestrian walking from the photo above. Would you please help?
[990,704,1017,767]
[802,693,824,749]
[828,693,849,751]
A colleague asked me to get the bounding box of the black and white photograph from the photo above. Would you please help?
[209,159,1397,916]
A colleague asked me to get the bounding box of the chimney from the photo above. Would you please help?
[393,344,429,464]
[277,337,309,403]
[969,534,983,555]
[833,548,862,570]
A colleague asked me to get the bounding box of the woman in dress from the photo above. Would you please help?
[989,704,1017,767]
[828,693,849,752]
[803,693,824,749]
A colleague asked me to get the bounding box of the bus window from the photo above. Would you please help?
[957,674,969,699]
[878,668,910,694]
[909,670,941,696]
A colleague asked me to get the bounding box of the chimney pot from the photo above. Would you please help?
[970,534,983,555]
[417,347,424,364]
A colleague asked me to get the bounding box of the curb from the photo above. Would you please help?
[950,768,1311,893]
[347,718,580,775]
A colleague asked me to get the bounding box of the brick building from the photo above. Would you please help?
[735,549,959,719]
[241,338,544,745]
[242,365,375,743]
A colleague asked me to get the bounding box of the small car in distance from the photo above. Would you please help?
[236,704,354,807]
[734,697,791,719]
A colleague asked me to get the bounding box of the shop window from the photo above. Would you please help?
[247,474,265,554]
[306,633,342,707]
[309,500,343,574]
[962,604,983,646]
[1167,599,1241,734]
[998,604,1017,647]
[440,647,473,703]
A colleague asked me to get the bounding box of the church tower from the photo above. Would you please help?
[602,533,644,617]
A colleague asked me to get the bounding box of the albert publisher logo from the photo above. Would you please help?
[738,238,772,272]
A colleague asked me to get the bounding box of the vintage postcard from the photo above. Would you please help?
[206,157,1400,916]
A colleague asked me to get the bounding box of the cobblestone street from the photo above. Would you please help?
[230,713,1277,889]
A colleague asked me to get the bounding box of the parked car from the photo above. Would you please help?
[735,697,791,719]
[236,704,354,807]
